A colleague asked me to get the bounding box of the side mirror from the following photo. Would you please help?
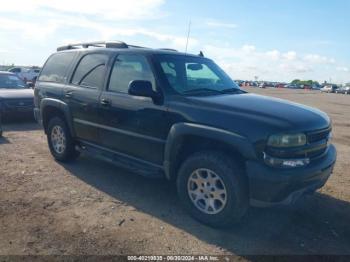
[27,82,34,89]
[128,80,156,99]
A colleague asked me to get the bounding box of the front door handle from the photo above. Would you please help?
[100,99,111,106]
[65,91,73,98]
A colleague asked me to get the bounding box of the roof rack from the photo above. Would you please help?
[158,48,178,52]
[57,41,129,52]
[57,41,179,52]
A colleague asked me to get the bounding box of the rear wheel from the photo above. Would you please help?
[47,117,79,162]
[176,151,248,228]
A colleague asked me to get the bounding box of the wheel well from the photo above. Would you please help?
[171,135,246,180]
[42,106,65,133]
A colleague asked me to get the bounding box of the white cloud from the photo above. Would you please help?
[265,50,281,60]
[0,18,59,39]
[1,0,165,20]
[279,63,312,73]
[242,45,256,53]
[282,51,297,61]
[203,44,345,82]
[0,15,198,50]
[206,21,238,29]
[336,67,349,72]
[304,54,335,64]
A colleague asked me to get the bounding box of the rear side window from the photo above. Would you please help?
[71,54,108,89]
[39,52,75,83]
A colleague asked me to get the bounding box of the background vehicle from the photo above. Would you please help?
[321,85,338,93]
[34,41,336,228]
[0,71,34,119]
[259,82,267,88]
[8,67,41,83]
[335,86,350,94]
[276,83,286,88]
[312,84,321,90]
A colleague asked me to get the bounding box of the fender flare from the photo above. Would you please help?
[40,98,75,137]
[163,122,256,180]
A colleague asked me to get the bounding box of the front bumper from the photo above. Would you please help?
[246,144,336,207]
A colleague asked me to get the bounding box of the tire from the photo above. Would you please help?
[47,116,79,162]
[176,151,248,228]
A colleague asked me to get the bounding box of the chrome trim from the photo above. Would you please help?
[73,118,165,144]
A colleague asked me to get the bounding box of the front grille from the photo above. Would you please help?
[307,128,331,143]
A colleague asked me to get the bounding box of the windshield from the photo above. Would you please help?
[155,54,241,96]
[0,74,27,89]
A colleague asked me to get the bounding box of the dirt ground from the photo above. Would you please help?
[0,87,350,257]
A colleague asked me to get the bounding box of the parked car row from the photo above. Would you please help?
[320,84,350,95]
[335,86,350,94]
[237,81,322,90]
[7,66,41,84]
[238,80,350,95]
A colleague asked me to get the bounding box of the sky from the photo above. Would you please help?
[0,0,349,84]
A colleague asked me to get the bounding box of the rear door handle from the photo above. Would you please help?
[100,99,111,106]
[65,91,73,98]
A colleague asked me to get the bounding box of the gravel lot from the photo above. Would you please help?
[0,87,350,256]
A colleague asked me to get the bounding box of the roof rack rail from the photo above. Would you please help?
[57,41,128,52]
[57,41,179,53]
[158,48,178,52]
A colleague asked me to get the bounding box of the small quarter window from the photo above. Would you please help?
[72,54,108,89]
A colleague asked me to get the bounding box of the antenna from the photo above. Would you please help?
[185,20,192,53]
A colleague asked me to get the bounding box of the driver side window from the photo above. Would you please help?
[108,54,156,93]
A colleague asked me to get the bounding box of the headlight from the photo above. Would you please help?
[267,133,306,148]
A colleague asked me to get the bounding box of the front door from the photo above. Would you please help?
[98,54,168,165]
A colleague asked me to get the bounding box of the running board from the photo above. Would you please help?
[76,141,165,179]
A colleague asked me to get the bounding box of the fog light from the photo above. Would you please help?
[264,153,310,168]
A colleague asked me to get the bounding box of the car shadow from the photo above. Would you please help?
[0,135,10,144]
[62,155,350,255]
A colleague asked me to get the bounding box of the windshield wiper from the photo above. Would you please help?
[221,88,245,94]
[182,88,224,95]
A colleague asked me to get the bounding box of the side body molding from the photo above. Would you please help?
[163,122,256,180]
[40,98,75,137]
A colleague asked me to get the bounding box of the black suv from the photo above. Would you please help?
[34,41,336,227]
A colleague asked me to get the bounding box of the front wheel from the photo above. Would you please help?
[47,117,79,162]
[176,151,248,228]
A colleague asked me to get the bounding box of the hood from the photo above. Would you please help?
[0,89,34,100]
[188,93,330,133]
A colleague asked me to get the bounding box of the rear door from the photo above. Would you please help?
[64,52,109,143]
